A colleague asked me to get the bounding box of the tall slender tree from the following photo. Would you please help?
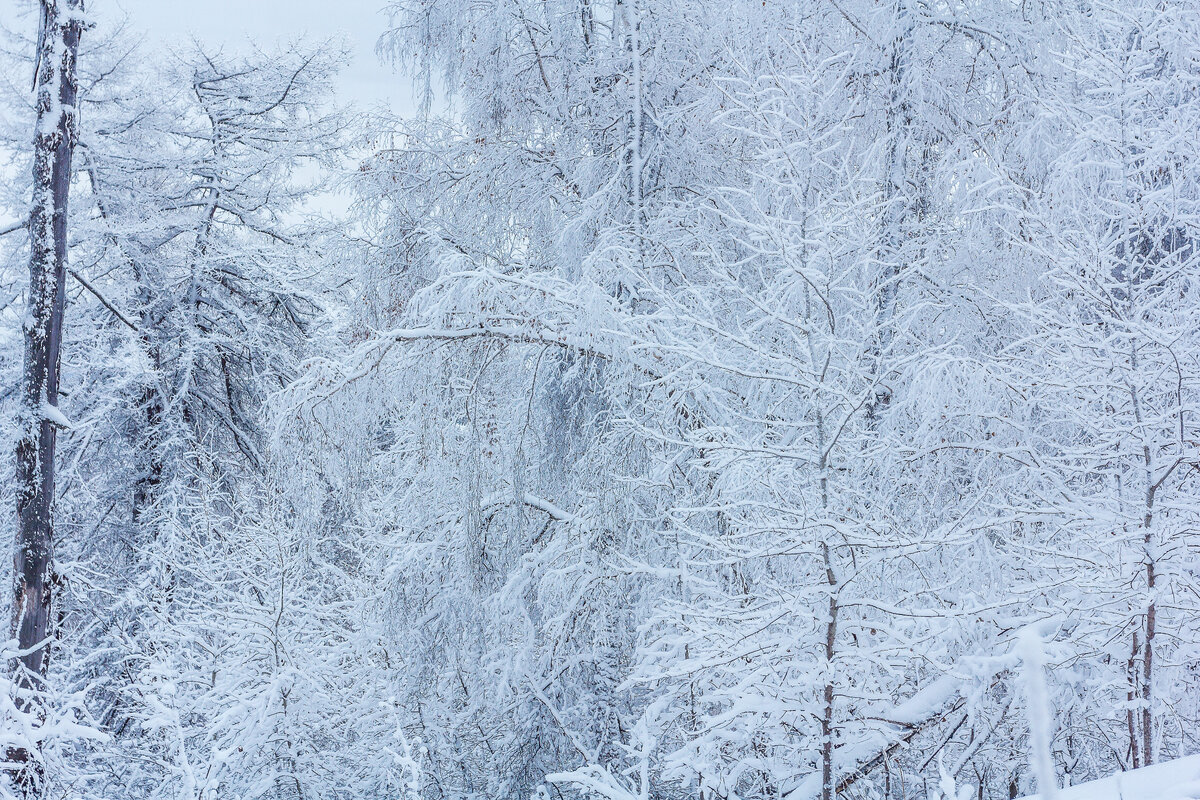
[9,0,83,792]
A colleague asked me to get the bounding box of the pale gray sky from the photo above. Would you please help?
[102,0,418,114]
[90,0,423,216]
[0,1,419,217]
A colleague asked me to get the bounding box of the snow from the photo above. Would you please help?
[1019,629,1058,800]
[1019,756,1200,800]
[41,399,72,429]
[6,0,1200,798]
[784,675,961,800]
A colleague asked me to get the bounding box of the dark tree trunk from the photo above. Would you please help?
[1127,631,1140,769]
[820,539,839,800]
[9,0,83,791]
[131,384,164,525]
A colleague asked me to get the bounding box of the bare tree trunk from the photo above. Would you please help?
[9,0,83,792]
[821,539,839,800]
[1141,550,1156,767]
[131,385,164,524]
[814,396,838,800]
[1128,352,1157,768]
[1127,631,1140,769]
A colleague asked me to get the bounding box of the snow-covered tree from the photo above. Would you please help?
[2,1,1199,799]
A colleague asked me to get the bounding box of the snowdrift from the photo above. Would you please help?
[1020,755,1200,800]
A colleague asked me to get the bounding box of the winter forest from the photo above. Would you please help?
[1,0,1199,798]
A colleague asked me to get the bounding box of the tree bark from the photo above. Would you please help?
[821,538,839,800]
[9,0,83,791]
[1141,555,1156,767]
[1127,631,1140,769]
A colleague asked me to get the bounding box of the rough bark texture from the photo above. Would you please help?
[820,543,839,800]
[10,0,83,792]
[1128,631,1141,769]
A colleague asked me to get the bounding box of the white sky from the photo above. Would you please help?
[101,0,418,115]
